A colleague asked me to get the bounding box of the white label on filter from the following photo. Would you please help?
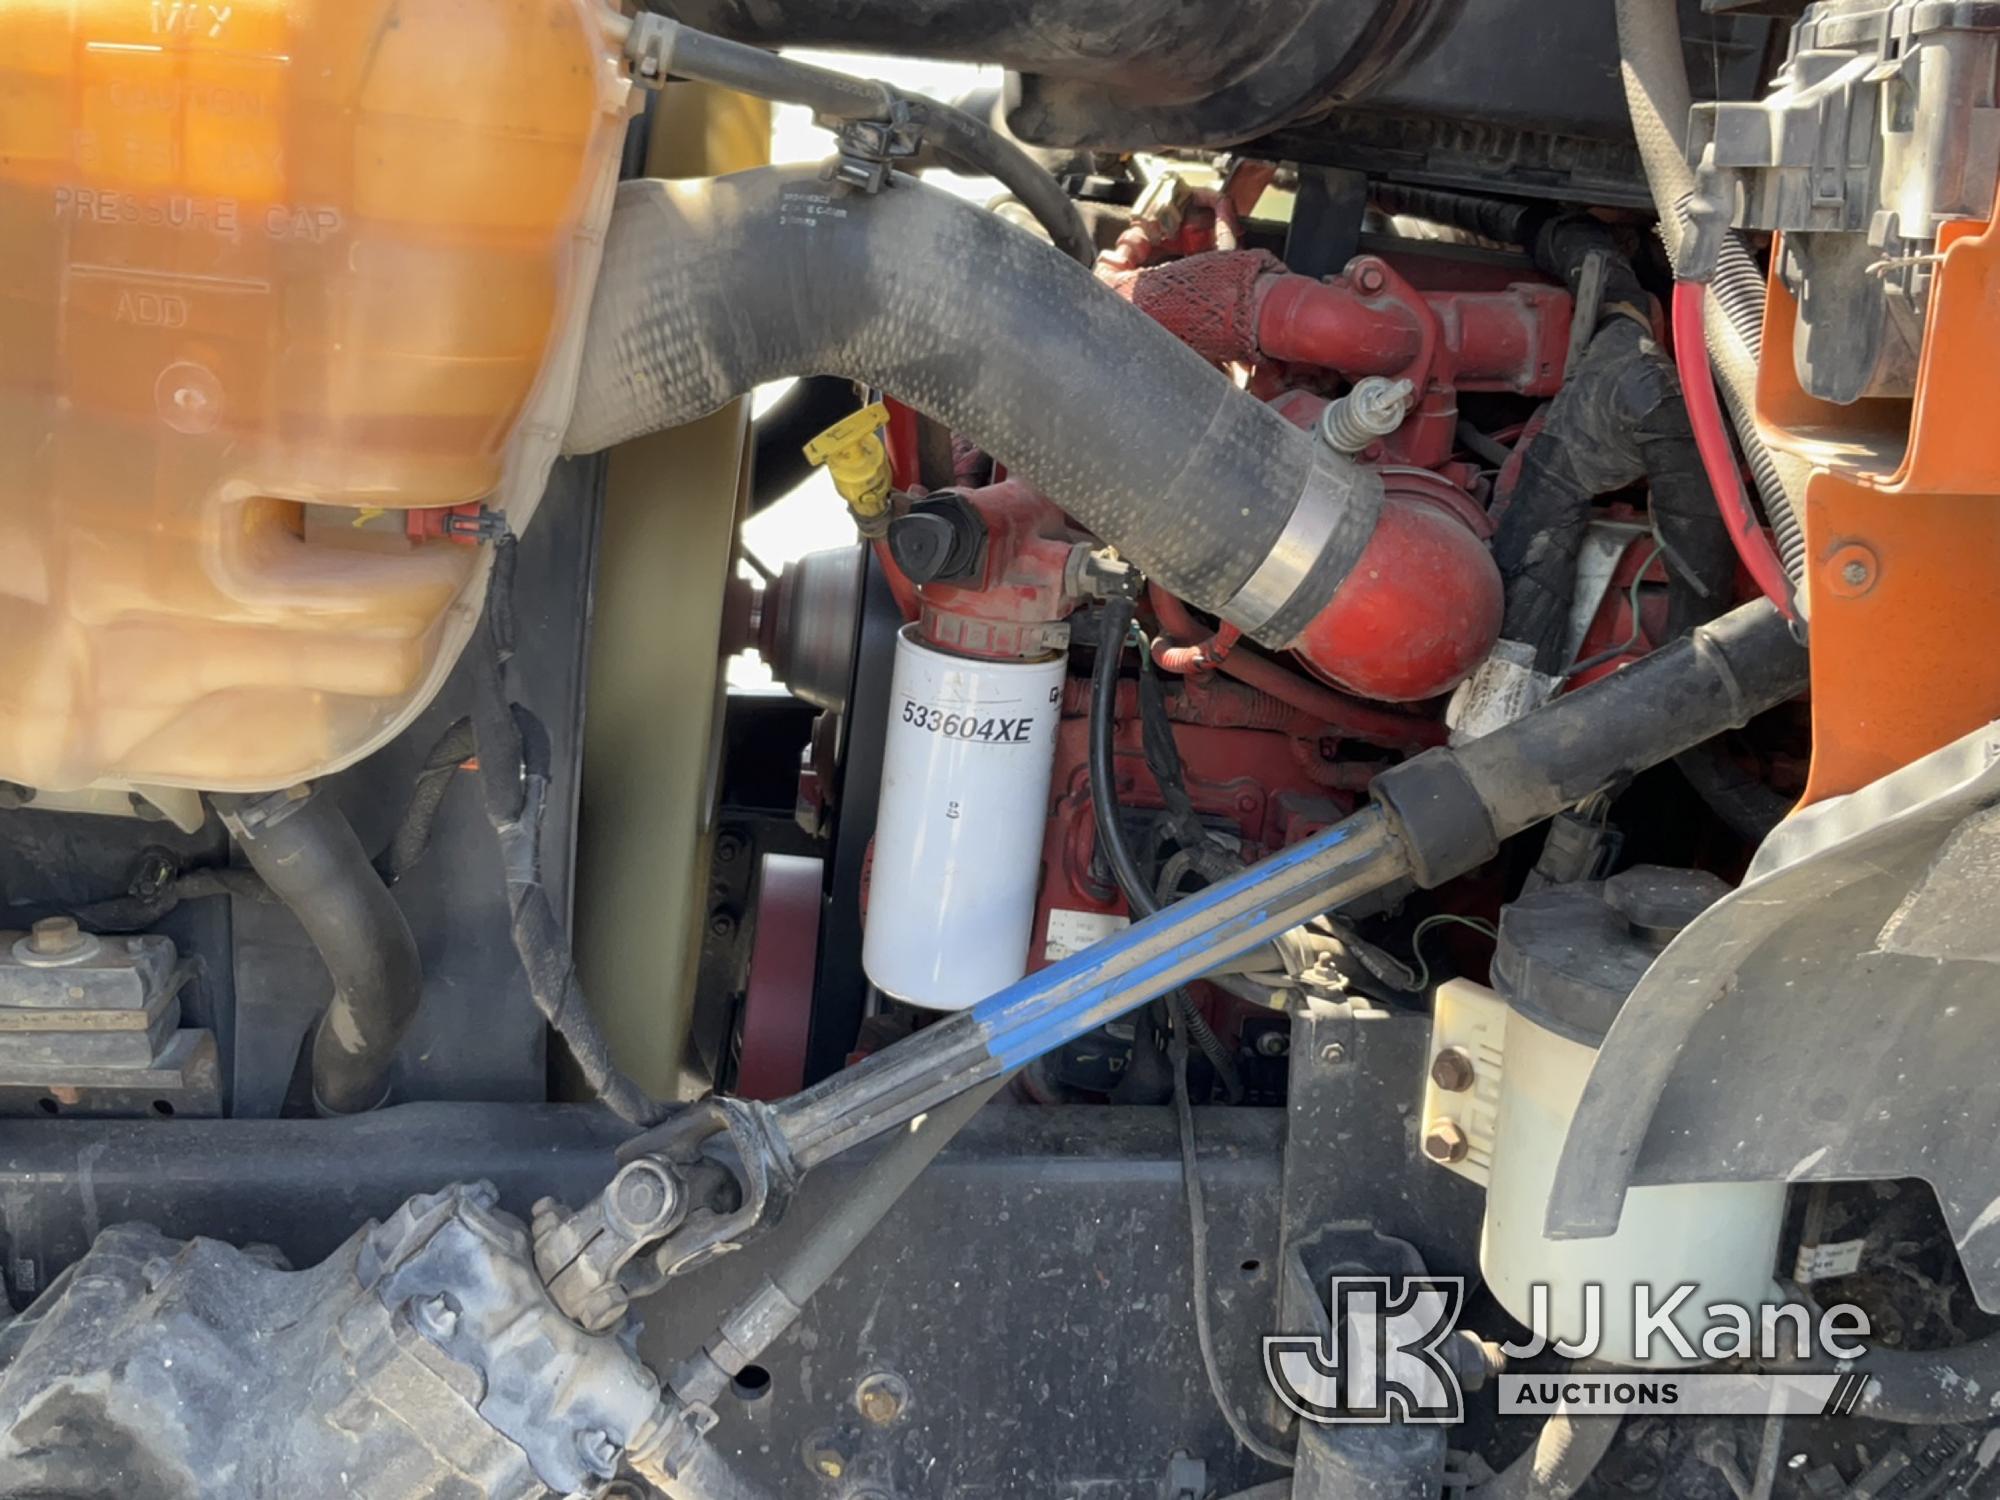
[1043,908,1130,962]
[863,628,1067,1011]
[895,696,1045,745]
[1793,1238,1865,1283]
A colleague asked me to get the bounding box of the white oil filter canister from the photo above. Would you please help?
[863,626,1067,1009]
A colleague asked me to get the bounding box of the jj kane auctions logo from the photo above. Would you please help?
[1265,1277,1877,1424]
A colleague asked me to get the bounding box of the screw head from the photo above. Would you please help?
[708,908,738,939]
[1430,1048,1475,1093]
[28,916,81,955]
[854,1370,910,1426]
[1317,1041,1346,1065]
[1826,542,1880,599]
[1422,1119,1470,1164]
[716,833,744,864]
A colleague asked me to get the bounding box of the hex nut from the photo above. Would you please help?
[1422,1119,1470,1164]
[1430,1048,1475,1093]
[29,916,81,955]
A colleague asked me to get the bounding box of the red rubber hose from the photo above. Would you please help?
[1670,280,1802,629]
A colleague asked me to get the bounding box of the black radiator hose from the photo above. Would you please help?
[217,785,422,1114]
[643,23,1095,266]
[563,166,1397,662]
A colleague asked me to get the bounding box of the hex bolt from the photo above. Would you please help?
[1430,1048,1475,1093]
[1352,260,1388,295]
[1254,1031,1290,1059]
[1422,1119,1470,1164]
[575,1428,620,1478]
[1317,1042,1346,1065]
[715,832,744,865]
[1826,542,1880,599]
[28,916,82,956]
[709,908,739,939]
[854,1371,910,1426]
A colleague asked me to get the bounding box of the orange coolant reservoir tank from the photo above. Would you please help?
[0,0,636,794]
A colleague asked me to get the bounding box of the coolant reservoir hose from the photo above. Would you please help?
[563,166,1500,703]
[1670,281,1801,629]
[217,784,422,1115]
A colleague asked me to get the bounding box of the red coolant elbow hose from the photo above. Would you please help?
[1670,280,1802,629]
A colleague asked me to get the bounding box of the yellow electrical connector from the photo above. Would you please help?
[803,401,895,525]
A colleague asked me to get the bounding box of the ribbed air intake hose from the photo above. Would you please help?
[562,166,1500,702]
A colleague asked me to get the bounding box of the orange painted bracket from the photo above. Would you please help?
[1757,212,2000,804]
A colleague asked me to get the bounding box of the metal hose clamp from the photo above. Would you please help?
[1219,445,1384,639]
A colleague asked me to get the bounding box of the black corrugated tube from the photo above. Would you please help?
[1616,0,1808,586]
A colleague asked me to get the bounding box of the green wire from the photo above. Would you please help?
[1407,912,1500,993]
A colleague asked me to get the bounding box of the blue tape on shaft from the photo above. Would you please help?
[970,820,1364,1070]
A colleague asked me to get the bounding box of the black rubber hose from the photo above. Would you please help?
[1483,217,1797,839]
[1088,600,1163,914]
[1373,599,1809,890]
[70,866,273,931]
[1086,601,1245,1100]
[1491,215,1682,674]
[752,376,857,510]
[1372,182,1544,249]
[652,1073,1008,1496]
[646,23,1094,266]
[1489,318,1671,675]
[217,785,421,1115]
[769,1074,1006,1308]
[564,167,1385,653]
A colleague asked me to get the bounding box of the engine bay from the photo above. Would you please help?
[4,1,2000,1496]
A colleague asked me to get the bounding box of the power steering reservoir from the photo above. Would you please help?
[0,0,634,794]
[1422,868,1788,1367]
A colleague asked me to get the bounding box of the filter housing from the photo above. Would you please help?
[0,0,634,793]
[863,626,1066,1010]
